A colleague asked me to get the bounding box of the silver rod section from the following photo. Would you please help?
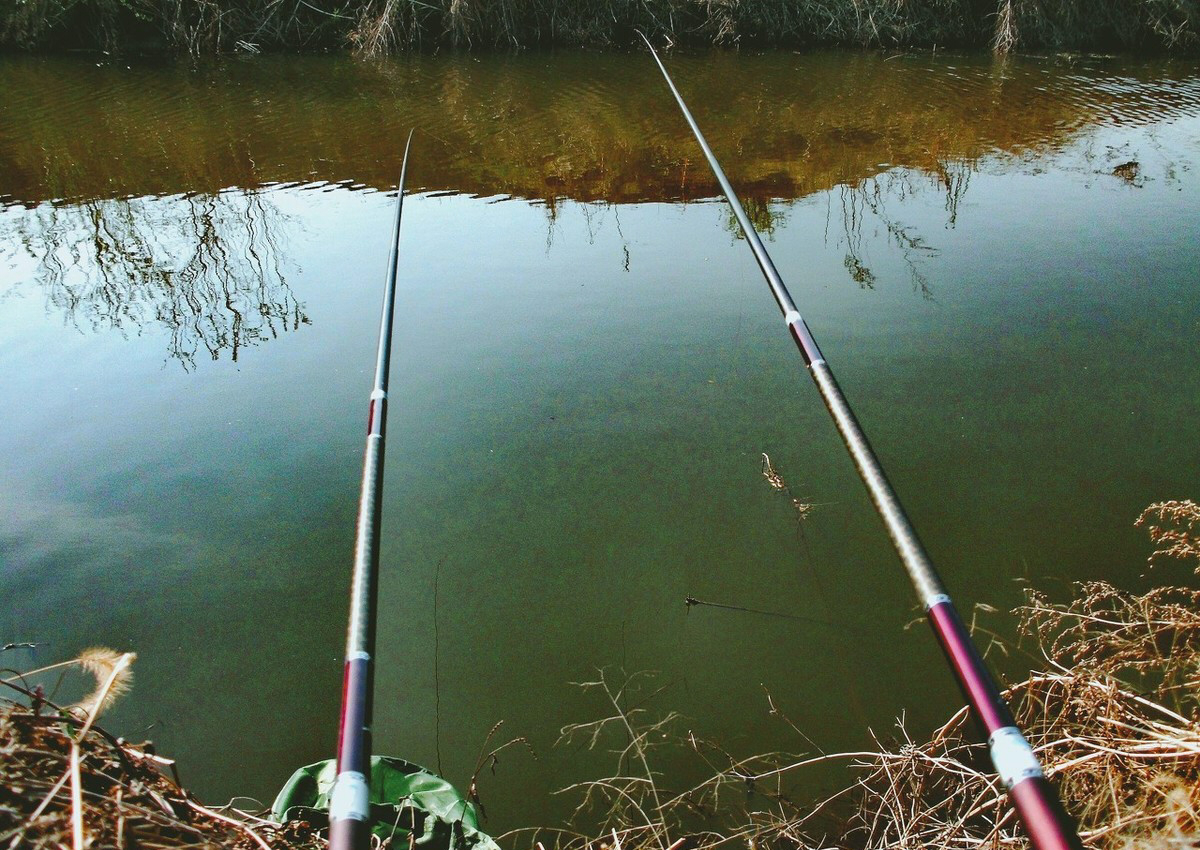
[640,36,945,607]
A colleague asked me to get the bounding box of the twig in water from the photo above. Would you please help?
[761,453,817,521]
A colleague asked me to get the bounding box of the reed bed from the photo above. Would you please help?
[2,0,1197,54]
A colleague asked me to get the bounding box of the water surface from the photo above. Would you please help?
[2,49,1199,835]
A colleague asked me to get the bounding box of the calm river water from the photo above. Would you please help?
[2,49,1199,834]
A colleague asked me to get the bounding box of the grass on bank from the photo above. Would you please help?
[1,0,1198,54]
[3,500,1199,850]
[541,501,1200,850]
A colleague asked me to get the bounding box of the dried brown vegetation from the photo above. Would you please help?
[1136,500,1200,571]
[0,650,319,850]
[536,502,1200,850]
[761,453,815,523]
[2,0,1197,53]
[4,502,1198,850]
[992,0,1199,53]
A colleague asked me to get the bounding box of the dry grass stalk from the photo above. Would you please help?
[549,672,691,850]
[1136,500,1200,571]
[993,0,1019,53]
[350,0,401,56]
[73,648,136,723]
[70,650,135,850]
[3,646,136,723]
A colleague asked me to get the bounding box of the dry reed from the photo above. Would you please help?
[761,453,815,522]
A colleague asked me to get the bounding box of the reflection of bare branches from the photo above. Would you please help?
[932,157,972,226]
[2,189,308,370]
[836,167,961,300]
[540,201,634,274]
[723,195,787,241]
[843,253,876,289]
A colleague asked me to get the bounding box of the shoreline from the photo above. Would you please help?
[5,501,1199,850]
[3,1,1198,57]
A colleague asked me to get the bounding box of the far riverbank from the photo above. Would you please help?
[2,0,1198,56]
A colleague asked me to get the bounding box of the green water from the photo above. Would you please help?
[1,49,1199,835]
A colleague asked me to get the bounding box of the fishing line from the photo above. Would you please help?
[760,452,872,727]
[684,595,833,626]
[434,557,444,777]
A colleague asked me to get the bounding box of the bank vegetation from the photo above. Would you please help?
[1,0,1198,55]
[538,499,1200,850]
[3,500,1199,850]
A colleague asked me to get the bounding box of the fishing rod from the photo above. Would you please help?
[639,36,1083,850]
[328,129,415,850]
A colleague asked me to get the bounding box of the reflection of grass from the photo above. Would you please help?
[1,190,308,369]
[0,51,1188,210]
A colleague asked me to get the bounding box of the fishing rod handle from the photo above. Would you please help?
[928,599,1084,850]
[329,816,372,850]
[330,421,387,850]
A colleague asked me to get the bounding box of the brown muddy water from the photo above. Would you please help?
[2,49,1199,835]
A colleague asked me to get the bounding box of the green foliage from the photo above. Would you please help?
[272,756,500,850]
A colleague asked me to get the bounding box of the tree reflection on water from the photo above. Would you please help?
[714,157,974,299]
[3,189,308,369]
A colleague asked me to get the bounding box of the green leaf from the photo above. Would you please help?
[272,757,500,850]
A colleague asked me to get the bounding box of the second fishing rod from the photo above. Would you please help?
[640,35,1083,850]
[328,129,415,850]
